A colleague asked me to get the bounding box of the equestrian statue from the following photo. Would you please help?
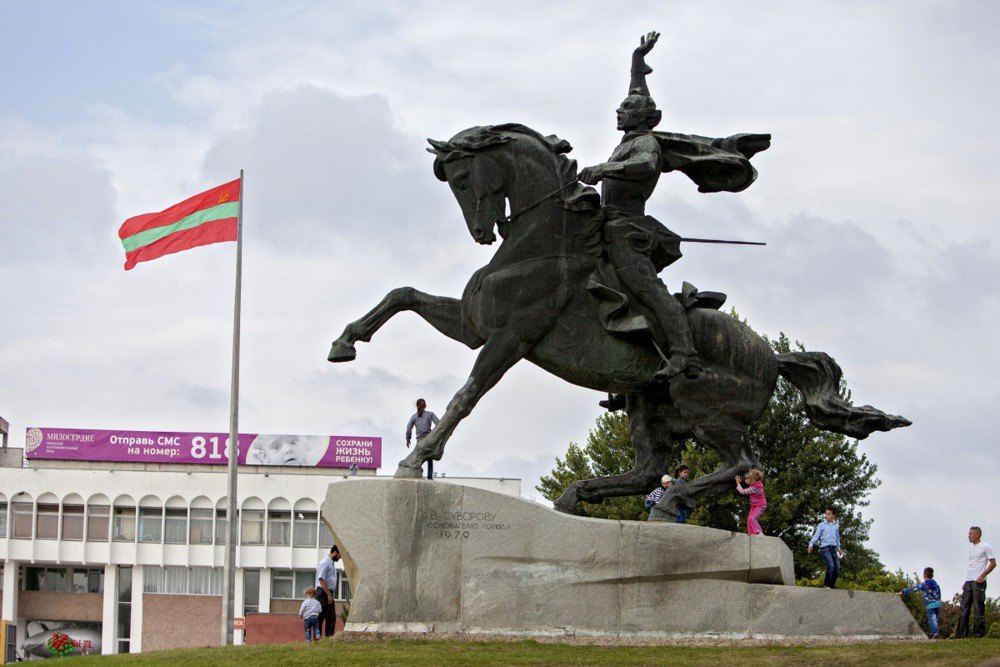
[327,32,910,520]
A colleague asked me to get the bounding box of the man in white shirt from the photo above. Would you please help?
[956,526,996,639]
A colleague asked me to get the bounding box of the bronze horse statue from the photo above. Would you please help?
[328,123,910,518]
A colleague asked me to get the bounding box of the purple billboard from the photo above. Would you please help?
[24,427,381,469]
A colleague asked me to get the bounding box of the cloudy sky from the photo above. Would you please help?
[1,1,997,594]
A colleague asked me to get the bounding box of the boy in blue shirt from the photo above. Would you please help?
[901,567,943,638]
[808,508,843,588]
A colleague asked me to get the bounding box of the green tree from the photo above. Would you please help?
[537,327,884,581]
[536,413,646,521]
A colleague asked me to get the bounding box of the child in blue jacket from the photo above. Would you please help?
[901,567,943,638]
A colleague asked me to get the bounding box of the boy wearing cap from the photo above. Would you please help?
[645,474,674,511]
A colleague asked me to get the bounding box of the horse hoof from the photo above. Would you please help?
[553,501,574,514]
[553,491,578,514]
[328,340,357,363]
[394,464,423,479]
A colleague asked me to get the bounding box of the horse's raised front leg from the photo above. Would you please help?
[648,418,757,521]
[395,336,531,478]
[328,287,482,362]
[554,393,676,514]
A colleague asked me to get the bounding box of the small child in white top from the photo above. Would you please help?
[299,586,323,642]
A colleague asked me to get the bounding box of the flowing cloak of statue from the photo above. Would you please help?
[625,130,772,193]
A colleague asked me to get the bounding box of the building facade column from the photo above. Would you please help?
[258,568,271,613]
[1,560,17,622]
[101,564,117,655]
[129,566,144,653]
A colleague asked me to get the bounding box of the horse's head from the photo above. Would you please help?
[427,127,514,245]
[428,124,598,248]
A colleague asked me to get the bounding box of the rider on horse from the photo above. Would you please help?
[579,31,701,382]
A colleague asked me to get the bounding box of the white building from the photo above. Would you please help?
[0,447,519,659]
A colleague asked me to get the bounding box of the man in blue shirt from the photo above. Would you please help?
[808,508,844,589]
[315,545,341,637]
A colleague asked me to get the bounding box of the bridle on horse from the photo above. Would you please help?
[497,178,581,224]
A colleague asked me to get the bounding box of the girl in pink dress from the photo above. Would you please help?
[735,469,766,535]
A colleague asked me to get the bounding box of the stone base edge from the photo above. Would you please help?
[343,623,925,642]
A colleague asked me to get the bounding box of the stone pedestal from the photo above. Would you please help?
[323,479,922,639]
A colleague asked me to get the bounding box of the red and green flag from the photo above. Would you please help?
[118,178,241,270]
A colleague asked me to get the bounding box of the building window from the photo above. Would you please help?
[319,519,335,551]
[138,507,163,543]
[270,569,292,599]
[117,566,132,654]
[293,511,318,547]
[113,506,136,542]
[267,510,291,546]
[62,505,85,541]
[270,569,314,599]
[243,570,260,614]
[23,566,68,592]
[338,575,351,602]
[12,501,33,539]
[72,568,104,594]
[189,567,221,595]
[143,567,223,595]
[87,505,110,541]
[240,509,264,545]
[22,566,101,594]
[189,508,214,545]
[165,566,187,593]
[216,508,237,545]
[35,503,60,539]
[164,508,187,544]
[0,501,7,538]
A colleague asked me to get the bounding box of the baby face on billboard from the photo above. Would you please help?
[246,434,328,466]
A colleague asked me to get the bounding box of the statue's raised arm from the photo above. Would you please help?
[630,31,660,96]
[578,32,665,186]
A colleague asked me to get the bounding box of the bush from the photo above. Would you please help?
[340,601,351,623]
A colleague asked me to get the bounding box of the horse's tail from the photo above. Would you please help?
[776,351,911,439]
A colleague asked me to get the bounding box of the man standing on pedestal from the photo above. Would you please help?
[955,526,995,639]
[315,545,340,638]
[406,398,440,479]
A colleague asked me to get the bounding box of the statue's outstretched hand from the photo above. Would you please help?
[636,31,660,56]
[579,165,604,185]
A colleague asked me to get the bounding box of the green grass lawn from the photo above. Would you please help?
[69,635,1000,667]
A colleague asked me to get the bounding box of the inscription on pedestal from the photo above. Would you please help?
[422,510,512,539]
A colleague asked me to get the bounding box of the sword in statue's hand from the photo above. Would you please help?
[677,237,765,246]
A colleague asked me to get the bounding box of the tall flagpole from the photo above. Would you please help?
[221,169,244,646]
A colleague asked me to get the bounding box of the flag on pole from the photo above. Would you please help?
[118,178,241,270]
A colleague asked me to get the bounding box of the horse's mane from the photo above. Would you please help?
[427,123,601,217]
